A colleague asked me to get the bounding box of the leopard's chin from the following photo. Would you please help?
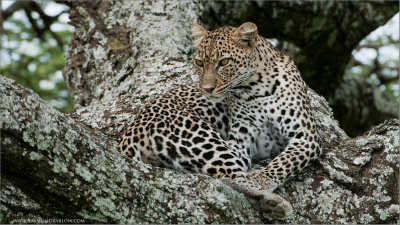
[204,93,226,103]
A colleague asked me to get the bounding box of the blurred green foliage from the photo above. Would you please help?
[1,1,74,112]
[350,14,399,102]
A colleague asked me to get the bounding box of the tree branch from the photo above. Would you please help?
[1,74,398,223]
[2,1,66,48]
[0,76,264,224]
[2,1,27,21]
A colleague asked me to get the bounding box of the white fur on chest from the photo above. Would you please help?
[253,121,288,161]
[228,96,288,161]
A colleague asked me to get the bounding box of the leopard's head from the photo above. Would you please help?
[191,22,258,101]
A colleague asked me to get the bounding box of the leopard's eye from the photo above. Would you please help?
[195,59,204,67]
[218,58,230,67]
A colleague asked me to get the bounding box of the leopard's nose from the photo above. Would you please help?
[202,86,215,93]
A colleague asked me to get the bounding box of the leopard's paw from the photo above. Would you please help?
[247,192,293,219]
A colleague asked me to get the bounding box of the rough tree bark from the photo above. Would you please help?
[200,1,398,137]
[1,1,399,224]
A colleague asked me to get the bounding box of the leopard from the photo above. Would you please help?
[119,22,322,219]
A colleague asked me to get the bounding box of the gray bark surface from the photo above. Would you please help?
[1,0,399,224]
[0,77,262,224]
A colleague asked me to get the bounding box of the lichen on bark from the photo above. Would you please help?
[1,73,266,224]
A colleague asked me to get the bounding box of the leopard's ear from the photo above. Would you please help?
[191,24,207,48]
[233,22,258,49]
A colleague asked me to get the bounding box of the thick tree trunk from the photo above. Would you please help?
[0,77,264,224]
[1,0,399,224]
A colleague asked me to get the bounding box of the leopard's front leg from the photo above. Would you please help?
[225,102,299,218]
[248,101,322,192]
